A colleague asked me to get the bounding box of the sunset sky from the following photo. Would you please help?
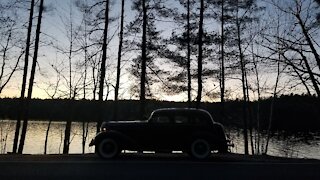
[0,0,319,101]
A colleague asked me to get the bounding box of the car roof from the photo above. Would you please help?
[152,108,208,113]
[150,108,215,121]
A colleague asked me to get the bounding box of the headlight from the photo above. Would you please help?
[100,127,107,131]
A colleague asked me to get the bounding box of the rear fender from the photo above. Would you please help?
[189,132,216,146]
[213,123,227,141]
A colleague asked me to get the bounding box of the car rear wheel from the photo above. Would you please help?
[97,138,120,159]
[190,139,211,159]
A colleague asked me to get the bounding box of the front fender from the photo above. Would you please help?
[89,131,105,146]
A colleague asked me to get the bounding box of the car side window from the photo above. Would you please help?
[150,115,171,123]
[192,116,208,125]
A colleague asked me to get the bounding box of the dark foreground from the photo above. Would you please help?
[0,153,319,180]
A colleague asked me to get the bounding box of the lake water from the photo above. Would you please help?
[1,120,319,159]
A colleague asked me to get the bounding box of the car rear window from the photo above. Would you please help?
[174,116,189,123]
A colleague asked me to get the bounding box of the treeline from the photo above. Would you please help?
[1,95,319,132]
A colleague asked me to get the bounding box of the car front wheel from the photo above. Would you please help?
[190,139,211,159]
[97,138,120,159]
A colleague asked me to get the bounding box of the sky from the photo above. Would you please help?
[1,0,130,99]
[0,0,319,101]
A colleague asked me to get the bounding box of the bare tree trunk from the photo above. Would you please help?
[236,2,249,155]
[196,0,204,108]
[220,0,226,119]
[63,2,76,154]
[83,30,88,99]
[82,3,89,153]
[44,120,51,154]
[115,0,125,102]
[12,0,35,154]
[82,121,89,154]
[265,59,280,154]
[140,0,147,118]
[69,5,73,100]
[63,119,72,154]
[252,42,261,154]
[18,0,44,154]
[265,11,282,154]
[98,0,110,101]
[92,66,97,100]
[187,0,192,107]
[239,55,249,155]
[114,0,125,120]
[245,69,254,155]
[97,0,109,132]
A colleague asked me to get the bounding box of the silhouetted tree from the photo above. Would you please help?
[216,0,263,155]
[196,0,205,108]
[61,0,78,154]
[10,0,35,154]
[0,23,22,94]
[114,0,125,120]
[186,0,192,107]
[160,0,197,105]
[261,0,320,97]
[98,0,109,102]
[96,0,110,131]
[127,0,173,117]
[18,0,45,154]
[208,0,230,119]
[140,0,148,117]
[44,120,51,154]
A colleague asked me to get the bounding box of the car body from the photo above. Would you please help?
[89,108,230,159]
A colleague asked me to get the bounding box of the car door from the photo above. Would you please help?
[146,114,174,150]
[170,114,194,149]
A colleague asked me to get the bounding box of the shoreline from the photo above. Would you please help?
[1,153,319,163]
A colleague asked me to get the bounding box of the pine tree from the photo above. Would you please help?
[196,0,204,108]
[127,0,172,117]
[162,0,214,105]
[161,0,198,104]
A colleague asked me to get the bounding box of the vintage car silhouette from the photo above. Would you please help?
[89,108,230,159]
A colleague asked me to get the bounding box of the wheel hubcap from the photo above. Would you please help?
[191,139,210,159]
[99,139,118,158]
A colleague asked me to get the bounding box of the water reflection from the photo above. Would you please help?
[227,128,320,159]
[0,120,319,159]
[0,120,97,154]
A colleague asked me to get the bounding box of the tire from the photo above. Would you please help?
[190,139,211,159]
[97,138,120,159]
